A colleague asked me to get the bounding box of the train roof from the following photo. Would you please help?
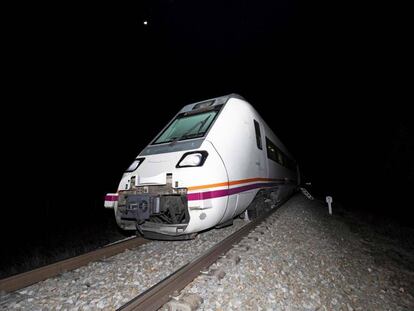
[178,93,246,113]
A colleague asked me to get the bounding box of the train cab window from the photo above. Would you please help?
[254,120,262,150]
[153,108,220,144]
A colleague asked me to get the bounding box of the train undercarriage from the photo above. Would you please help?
[116,177,193,239]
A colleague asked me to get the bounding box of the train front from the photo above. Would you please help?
[104,99,229,240]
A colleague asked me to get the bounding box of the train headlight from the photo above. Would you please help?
[125,158,145,172]
[176,151,208,168]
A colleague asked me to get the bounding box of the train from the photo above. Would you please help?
[105,94,300,239]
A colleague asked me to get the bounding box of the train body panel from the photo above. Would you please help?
[105,94,299,239]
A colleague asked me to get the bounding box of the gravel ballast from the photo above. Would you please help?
[2,193,413,310]
[170,194,414,310]
[0,218,247,310]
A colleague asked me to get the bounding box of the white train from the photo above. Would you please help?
[105,94,300,239]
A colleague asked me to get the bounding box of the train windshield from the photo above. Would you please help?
[153,109,219,144]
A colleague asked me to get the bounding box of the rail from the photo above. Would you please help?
[0,236,147,293]
[118,205,281,311]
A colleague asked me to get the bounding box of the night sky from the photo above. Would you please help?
[3,0,413,250]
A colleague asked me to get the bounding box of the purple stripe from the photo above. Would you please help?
[187,182,280,201]
[105,195,118,201]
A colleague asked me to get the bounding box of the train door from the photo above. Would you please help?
[253,119,267,176]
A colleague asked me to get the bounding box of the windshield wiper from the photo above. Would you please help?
[169,115,211,146]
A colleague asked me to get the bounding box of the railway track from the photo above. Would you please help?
[2,200,284,310]
[0,236,147,293]
[118,204,282,311]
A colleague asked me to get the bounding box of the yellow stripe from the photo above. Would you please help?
[187,177,277,191]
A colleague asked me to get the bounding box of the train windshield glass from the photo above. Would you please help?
[153,109,219,144]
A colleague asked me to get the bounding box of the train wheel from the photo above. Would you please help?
[246,191,264,219]
[247,206,258,219]
[247,189,275,219]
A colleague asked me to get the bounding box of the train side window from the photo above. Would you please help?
[277,152,284,166]
[254,120,262,150]
[266,136,297,169]
[266,137,278,163]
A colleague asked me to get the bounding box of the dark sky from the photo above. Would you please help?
[5,0,413,235]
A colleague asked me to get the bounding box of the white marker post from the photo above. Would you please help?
[326,196,333,215]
